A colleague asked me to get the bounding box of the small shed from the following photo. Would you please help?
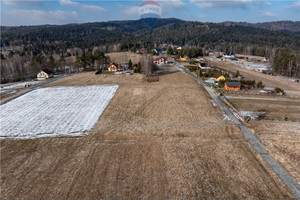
[263,87,276,93]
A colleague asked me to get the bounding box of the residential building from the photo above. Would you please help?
[154,56,168,64]
[108,63,117,72]
[213,72,225,82]
[37,69,53,81]
[224,82,241,91]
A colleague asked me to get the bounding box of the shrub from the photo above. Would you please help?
[275,87,284,94]
[257,81,263,88]
[218,80,225,88]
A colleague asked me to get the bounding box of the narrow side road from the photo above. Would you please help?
[0,75,69,105]
[175,62,300,200]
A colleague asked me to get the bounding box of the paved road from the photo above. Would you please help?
[175,62,300,200]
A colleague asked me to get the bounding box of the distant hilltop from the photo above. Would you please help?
[219,21,300,35]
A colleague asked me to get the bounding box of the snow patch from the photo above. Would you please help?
[223,113,232,121]
[0,81,45,90]
[211,100,217,107]
[0,85,118,140]
[0,90,16,95]
[240,111,266,120]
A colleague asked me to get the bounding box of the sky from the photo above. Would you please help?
[1,0,299,26]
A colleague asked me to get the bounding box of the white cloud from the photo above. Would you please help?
[3,0,16,5]
[264,1,271,6]
[286,1,300,10]
[198,14,208,18]
[59,0,106,12]
[3,0,41,5]
[122,6,140,17]
[190,0,269,9]
[259,11,277,17]
[4,9,79,25]
[159,0,186,8]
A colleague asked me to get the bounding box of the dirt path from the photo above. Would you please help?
[0,67,295,199]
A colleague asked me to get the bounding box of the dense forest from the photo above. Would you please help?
[220,21,300,34]
[1,18,300,83]
[2,18,300,53]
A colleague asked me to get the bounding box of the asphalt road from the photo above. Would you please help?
[175,62,300,200]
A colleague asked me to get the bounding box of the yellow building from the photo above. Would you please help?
[179,57,187,61]
[213,72,225,82]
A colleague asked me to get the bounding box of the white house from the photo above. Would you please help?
[199,62,211,70]
[37,69,53,81]
[154,56,168,65]
[223,53,236,59]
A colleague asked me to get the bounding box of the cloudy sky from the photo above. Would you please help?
[1,0,299,26]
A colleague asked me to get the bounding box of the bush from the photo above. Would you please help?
[218,80,225,88]
[143,75,159,82]
[275,87,284,94]
[257,81,263,88]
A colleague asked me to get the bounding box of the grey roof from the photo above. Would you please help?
[226,82,241,87]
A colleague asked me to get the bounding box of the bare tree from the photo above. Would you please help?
[141,54,155,76]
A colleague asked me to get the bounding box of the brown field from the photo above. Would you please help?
[248,120,300,185]
[228,97,300,121]
[0,66,295,199]
[206,58,300,97]
[227,94,300,183]
[235,54,266,61]
[106,52,142,64]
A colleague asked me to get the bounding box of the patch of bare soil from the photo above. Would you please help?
[248,120,300,186]
[0,66,295,199]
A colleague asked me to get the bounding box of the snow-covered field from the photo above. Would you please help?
[0,85,118,140]
[231,61,269,72]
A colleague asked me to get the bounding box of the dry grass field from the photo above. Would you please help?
[248,120,300,185]
[228,97,300,121]
[106,52,142,64]
[206,58,300,97]
[0,66,295,199]
[227,95,300,184]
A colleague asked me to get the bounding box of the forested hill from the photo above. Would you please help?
[220,21,300,34]
[1,18,300,55]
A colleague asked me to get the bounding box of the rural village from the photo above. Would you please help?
[1,46,300,199]
[1,1,300,198]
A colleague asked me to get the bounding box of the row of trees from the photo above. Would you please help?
[167,47,204,58]
[75,50,109,71]
[273,50,300,77]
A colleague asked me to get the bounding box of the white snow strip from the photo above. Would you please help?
[0,90,16,95]
[211,100,217,107]
[0,85,118,140]
[0,81,45,90]
[228,108,244,121]
[223,113,232,121]
[239,111,265,120]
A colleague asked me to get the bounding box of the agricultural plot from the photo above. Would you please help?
[0,85,118,139]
